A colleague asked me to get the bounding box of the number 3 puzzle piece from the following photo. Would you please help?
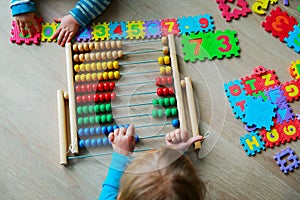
[10,16,43,45]
[216,0,252,22]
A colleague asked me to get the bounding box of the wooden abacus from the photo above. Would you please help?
[57,34,201,165]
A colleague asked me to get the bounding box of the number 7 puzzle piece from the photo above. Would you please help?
[11,16,43,45]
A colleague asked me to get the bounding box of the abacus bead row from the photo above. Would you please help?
[77,104,112,115]
[73,50,123,63]
[155,76,173,86]
[73,41,122,52]
[158,56,170,65]
[75,82,115,93]
[78,114,113,125]
[74,61,119,72]
[74,71,121,83]
[156,87,174,96]
[152,108,178,118]
[79,135,140,148]
[160,66,172,75]
[76,92,117,103]
[78,124,130,137]
[152,97,176,107]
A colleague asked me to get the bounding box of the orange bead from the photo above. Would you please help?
[73,54,79,62]
[90,52,96,61]
[84,43,89,51]
[116,41,122,49]
[94,42,100,50]
[73,44,78,52]
[100,42,105,50]
[105,41,111,49]
[101,52,107,60]
[78,43,84,52]
[162,46,169,55]
[79,54,85,62]
[111,41,116,49]
[96,52,101,60]
[85,53,90,62]
[89,43,95,51]
[161,36,168,45]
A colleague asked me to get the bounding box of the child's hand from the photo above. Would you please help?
[52,14,80,47]
[165,129,203,152]
[108,125,136,156]
[15,12,40,37]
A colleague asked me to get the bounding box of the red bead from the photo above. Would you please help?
[157,88,163,96]
[76,96,82,103]
[92,84,98,91]
[156,77,162,86]
[94,94,99,102]
[82,95,88,103]
[169,87,174,95]
[104,82,110,91]
[105,93,111,101]
[99,94,105,102]
[109,82,115,90]
[97,83,104,92]
[167,76,173,84]
[75,85,81,93]
[81,85,87,93]
[163,87,169,96]
[88,94,93,102]
[111,92,117,100]
[161,77,167,85]
[86,84,92,92]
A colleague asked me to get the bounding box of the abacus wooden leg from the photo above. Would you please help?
[185,77,202,150]
[57,90,68,165]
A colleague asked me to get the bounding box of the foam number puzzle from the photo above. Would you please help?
[224,65,300,156]
[91,22,110,41]
[75,26,92,42]
[181,30,240,62]
[251,0,278,15]
[109,22,128,40]
[216,0,252,22]
[10,16,43,45]
[284,25,300,53]
[41,22,58,42]
[160,18,180,36]
[144,20,161,38]
[126,21,145,39]
[178,14,215,35]
[274,147,300,174]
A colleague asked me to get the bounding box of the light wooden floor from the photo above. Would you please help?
[1,0,300,199]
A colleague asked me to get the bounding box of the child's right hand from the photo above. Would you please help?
[14,12,40,37]
[165,129,203,152]
[108,124,136,156]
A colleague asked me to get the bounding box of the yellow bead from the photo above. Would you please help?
[160,66,166,75]
[74,64,80,72]
[91,73,97,81]
[74,75,80,82]
[113,61,119,69]
[91,63,96,71]
[114,71,120,79]
[107,61,113,70]
[166,66,172,74]
[80,64,85,72]
[103,72,108,80]
[164,56,170,65]
[80,74,86,82]
[108,71,114,79]
[85,64,91,71]
[102,62,107,71]
[158,56,164,65]
[97,73,103,81]
[96,62,102,71]
[85,73,91,81]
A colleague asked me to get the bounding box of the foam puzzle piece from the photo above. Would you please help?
[178,14,215,35]
[41,22,58,42]
[240,131,265,156]
[289,60,300,79]
[262,6,298,42]
[75,25,92,42]
[281,79,300,102]
[260,122,284,148]
[160,18,180,36]
[275,102,294,124]
[242,96,277,130]
[11,16,43,45]
[274,146,300,174]
[251,0,278,15]
[91,22,110,41]
[280,118,300,143]
[216,0,252,22]
[264,86,286,105]
[144,20,161,39]
[126,21,145,40]
[284,25,300,53]
[195,14,215,33]
[109,22,127,40]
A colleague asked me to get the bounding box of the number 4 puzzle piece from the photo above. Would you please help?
[10,16,43,45]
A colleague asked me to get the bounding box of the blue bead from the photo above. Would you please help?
[107,125,114,133]
[79,140,85,148]
[102,137,108,145]
[172,119,180,128]
[113,125,119,130]
[97,138,102,146]
[85,139,91,148]
[78,128,84,137]
[91,138,97,147]
[84,128,90,136]
[135,135,140,143]
[102,126,108,135]
[90,127,96,136]
[96,127,101,135]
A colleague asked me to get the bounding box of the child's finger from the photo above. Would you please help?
[179,129,189,142]
[186,135,203,146]
[108,132,114,143]
[119,127,126,135]
[114,128,120,136]
[126,124,135,136]
[53,17,62,23]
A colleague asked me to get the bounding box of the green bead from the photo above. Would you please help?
[77,106,83,114]
[84,117,89,125]
[106,104,112,112]
[82,106,89,114]
[101,115,107,123]
[94,105,100,113]
[158,98,164,106]
[88,105,94,113]
[164,98,170,107]
[171,108,178,116]
[100,104,106,112]
[152,99,159,106]
[170,97,176,106]
[95,116,101,123]
[106,114,113,123]
[78,117,84,125]
[165,108,171,117]
[89,116,95,124]
[158,109,164,118]
[152,110,158,118]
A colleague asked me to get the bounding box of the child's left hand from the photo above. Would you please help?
[52,14,80,47]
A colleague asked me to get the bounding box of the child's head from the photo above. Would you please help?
[118,148,206,200]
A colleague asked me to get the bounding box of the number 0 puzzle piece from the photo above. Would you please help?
[274,147,300,174]
[10,16,43,45]
[41,23,58,42]
[216,0,252,22]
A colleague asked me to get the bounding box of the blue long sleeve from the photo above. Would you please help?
[10,0,36,16]
[99,152,131,200]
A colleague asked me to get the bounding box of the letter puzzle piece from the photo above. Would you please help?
[144,20,161,39]
[240,131,265,156]
[41,23,59,42]
[274,147,300,174]
[284,25,300,53]
[216,0,252,22]
[281,79,300,102]
[11,16,43,45]
[289,60,300,79]
[251,0,278,15]
[262,6,298,42]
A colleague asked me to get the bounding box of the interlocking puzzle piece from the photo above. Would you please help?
[283,0,289,6]
[160,18,180,36]
[240,131,265,156]
[289,60,300,79]
[126,21,145,40]
[92,22,110,41]
[242,96,277,130]
[144,20,161,39]
[274,147,300,174]
[281,79,300,102]
[41,22,58,42]
[178,16,200,35]
[216,0,252,22]
[276,102,294,124]
[284,25,300,53]
[260,121,284,148]
[262,6,298,42]
[252,0,278,15]
[195,14,215,33]
[10,16,43,45]
[280,118,300,143]
[264,86,286,105]
[75,25,92,42]
[109,22,127,40]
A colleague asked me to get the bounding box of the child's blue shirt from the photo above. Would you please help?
[10,0,111,27]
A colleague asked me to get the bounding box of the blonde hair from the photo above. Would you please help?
[118,148,206,200]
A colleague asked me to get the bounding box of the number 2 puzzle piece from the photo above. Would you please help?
[75,25,92,42]
[216,0,252,22]
[262,6,298,42]
[289,60,300,79]
[10,16,43,45]
[240,131,265,156]
[274,147,300,174]
[284,24,300,53]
